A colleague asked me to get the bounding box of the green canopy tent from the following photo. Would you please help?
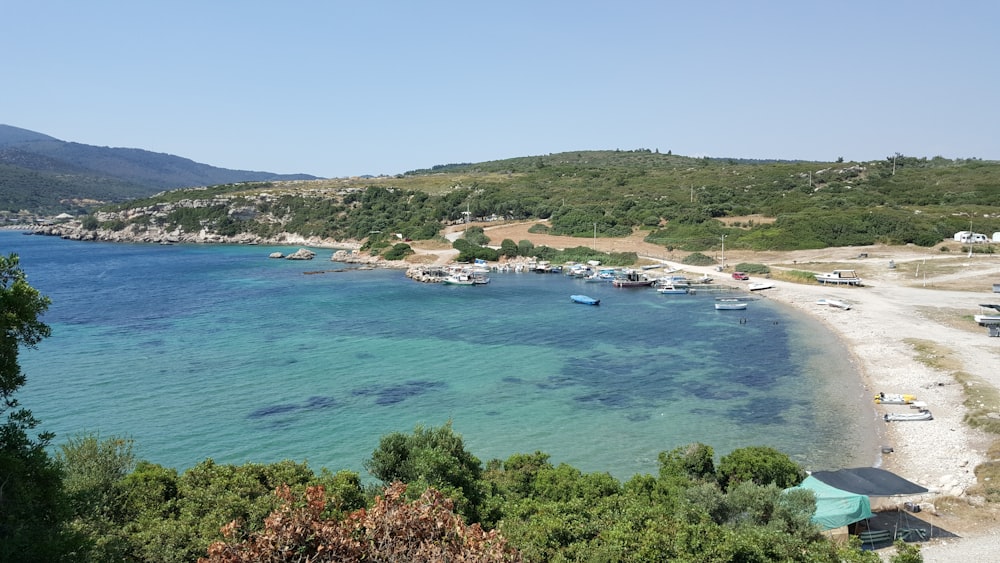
[790,475,873,530]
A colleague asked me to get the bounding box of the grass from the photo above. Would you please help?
[769,269,818,284]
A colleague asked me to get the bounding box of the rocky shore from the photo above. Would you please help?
[30,221,364,250]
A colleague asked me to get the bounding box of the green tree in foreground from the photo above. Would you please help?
[365,422,484,521]
[0,253,82,559]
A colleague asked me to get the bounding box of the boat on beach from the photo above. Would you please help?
[874,392,917,405]
[814,269,863,286]
[817,298,851,310]
[571,294,600,306]
[883,410,933,422]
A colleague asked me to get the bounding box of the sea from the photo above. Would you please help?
[5,230,881,481]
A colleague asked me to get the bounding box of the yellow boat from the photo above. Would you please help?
[874,392,917,405]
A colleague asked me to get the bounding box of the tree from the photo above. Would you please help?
[202,482,522,562]
[56,433,137,560]
[658,442,716,483]
[0,253,82,559]
[717,446,805,490]
[365,423,484,521]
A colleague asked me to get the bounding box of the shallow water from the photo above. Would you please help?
[6,231,879,480]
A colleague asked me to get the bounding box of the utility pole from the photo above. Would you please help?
[721,234,727,270]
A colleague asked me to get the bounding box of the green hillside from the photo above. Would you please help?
[86,149,1000,253]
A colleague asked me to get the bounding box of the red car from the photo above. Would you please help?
[731,271,749,280]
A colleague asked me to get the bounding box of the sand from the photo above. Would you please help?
[416,223,1000,559]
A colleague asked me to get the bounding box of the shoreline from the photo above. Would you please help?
[649,251,1000,558]
[17,223,1000,555]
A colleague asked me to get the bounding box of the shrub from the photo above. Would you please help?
[733,262,770,275]
[682,252,716,266]
[382,243,414,260]
[717,446,805,490]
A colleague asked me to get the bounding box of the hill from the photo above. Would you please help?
[40,148,1000,254]
[0,124,320,215]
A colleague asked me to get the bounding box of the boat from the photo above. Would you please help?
[442,270,489,285]
[747,281,775,291]
[442,273,475,285]
[697,274,714,284]
[816,298,851,310]
[612,270,654,288]
[975,304,1000,325]
[874,392,917,405]
[814,269,862,286]
[714,298,748,310]
[884,410,933,422]
[656,283,689,295]
[571,294,600,306]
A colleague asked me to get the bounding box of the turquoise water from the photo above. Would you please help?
[5,231,879,480]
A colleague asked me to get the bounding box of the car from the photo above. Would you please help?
[731,271,749,280]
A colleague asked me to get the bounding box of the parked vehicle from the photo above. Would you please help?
[731,271,749,280]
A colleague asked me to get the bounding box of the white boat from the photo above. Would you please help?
[656,283,689,295]
[747,281,775,291]
[612,270,654,288]
[814,269,862,286]
[816,298,851,310]
[884,410,933,422]
[442,274,474,285]
[442,271,489,285]
[874,392,917,405]
[714,299,748,310]
[975,304,1000,324]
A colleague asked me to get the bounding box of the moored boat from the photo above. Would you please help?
[571,294,600,306]
[714,298,748,310]
[656,283,689,295]
[612,270,653,288]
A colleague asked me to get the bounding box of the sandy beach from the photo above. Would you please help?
[418,223,1000,559]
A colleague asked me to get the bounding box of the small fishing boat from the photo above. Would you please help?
[884,410,933,422]
[656,284,689,295]
[817,298,851,310]
[714,298,748,310]
[747,281,775,291]
[571,294,600,306]
[874,392,917,405]
[814,269,862,286]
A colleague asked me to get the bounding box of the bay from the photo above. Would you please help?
[5,231,879,480]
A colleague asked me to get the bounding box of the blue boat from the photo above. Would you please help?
[571,294,600,306]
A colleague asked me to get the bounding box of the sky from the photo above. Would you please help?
[3,1,998,178]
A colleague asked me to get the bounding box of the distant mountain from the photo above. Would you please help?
[0,124,320,215]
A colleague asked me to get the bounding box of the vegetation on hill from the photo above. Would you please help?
[73,150,1000,254]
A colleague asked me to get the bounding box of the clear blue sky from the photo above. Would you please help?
[4,1,998,178]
